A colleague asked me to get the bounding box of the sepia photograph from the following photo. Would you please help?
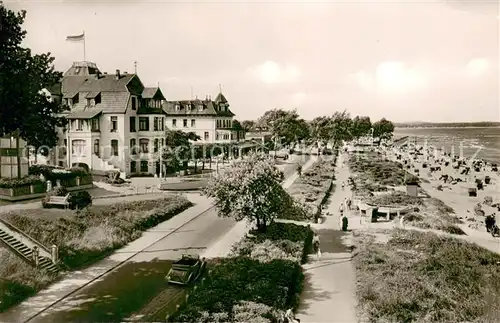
[0,0,498,322]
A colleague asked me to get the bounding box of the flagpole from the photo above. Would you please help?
[83,31,86,61]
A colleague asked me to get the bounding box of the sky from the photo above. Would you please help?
[4,0,500,122]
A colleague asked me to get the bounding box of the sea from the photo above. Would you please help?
[394,127,500,163]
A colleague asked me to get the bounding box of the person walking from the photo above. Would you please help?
[313,233,321,260]
[338,203,345,229]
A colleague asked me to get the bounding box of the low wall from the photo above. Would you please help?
[0,176,93,201]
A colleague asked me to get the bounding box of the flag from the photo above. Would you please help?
[66,33,85,42]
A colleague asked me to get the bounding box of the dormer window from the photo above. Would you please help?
[198,105,203,112]
[175,104,180,111]
[186,104,191,111]
[95,93,101,104]
[86,98,92,107]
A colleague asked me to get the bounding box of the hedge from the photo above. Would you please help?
[167,222,313,322]
[168,258,304,322]
[249,222,314,264]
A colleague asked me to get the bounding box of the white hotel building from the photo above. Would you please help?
[46,61,246,176]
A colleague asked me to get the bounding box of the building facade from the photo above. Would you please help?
[46,61,244,176]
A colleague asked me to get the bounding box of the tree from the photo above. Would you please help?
[257,109,310,146]
[372,118,395,141]
[310,116,334,142]
[240,120,256,132]
[329,110,353,147]
[205,154,302,232]
[161,129,200,173]
[0,4,67,148]
[351,116,372,139]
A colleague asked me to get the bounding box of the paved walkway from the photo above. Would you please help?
[297,152,358,323]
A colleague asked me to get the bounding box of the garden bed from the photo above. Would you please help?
[167,222,313,322]
[354,229,500,322]
[285,159,336,220]
[348,153,418,193]
[0,166,93,201]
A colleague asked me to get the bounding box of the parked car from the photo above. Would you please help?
[166,254,206,286]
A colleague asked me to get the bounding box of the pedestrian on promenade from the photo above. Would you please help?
[342,214,349,231]
[341,181,345,190]
[313,234,321,260]
[339,204,345,229]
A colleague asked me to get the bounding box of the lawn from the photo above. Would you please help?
[354,229,500,322]
[1,195,192,269]
[0,195,192,312]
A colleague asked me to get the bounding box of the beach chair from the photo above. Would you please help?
[468,188,477,197]
[485,176,491,184]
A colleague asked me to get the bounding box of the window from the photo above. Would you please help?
[216,132,219,140]
[111,140,119,156]
[110,116,118,132]
[95,93,101,104]
[160,117,165,131]
[91,118,99,131]
[58,161,64,167]
[154,138,159,153]
[130,138,137,154]
[139,117,149,131]
[130,116,136,132]
[139,138,149,153]
[204,132,209,141]
[183,119,188,127]
[140,160,148,172]
[131,97,137,110]
[172,119,177,127]
[216,120,221,128]
[73,93,79,104]
[191,119,196,127]
[64,139,67,146]
[71,140,86,156]
[94,139,100,156]
[130,161,137,173]
[76,119,83,131]
[231,133,234,140]
[175,104,180,111]
[161,138,164,146]
[86,98,91,107]
[154,117,159,131]
[198,105,203,112]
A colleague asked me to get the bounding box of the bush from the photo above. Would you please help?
[0,175,42,189]
[52,186,69,197]
[68,191,92,210]
[168,258,304,322]
[29,165,89,182]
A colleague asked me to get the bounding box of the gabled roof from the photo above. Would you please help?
[142,87,165,99]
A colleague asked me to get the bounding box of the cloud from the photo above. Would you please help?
[291,92,307,106]
[466,58,490,76]
[248,61,301,84]
[350,62,428,94]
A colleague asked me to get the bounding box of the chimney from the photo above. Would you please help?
[205,95,208,100]
[115,69,121,80]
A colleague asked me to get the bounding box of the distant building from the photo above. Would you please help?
[44,61,246,176]
[0,132,29,179]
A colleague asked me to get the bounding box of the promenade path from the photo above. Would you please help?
[296,152,358,323]
[0,155,307,323]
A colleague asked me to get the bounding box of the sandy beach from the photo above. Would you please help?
[387,142,500,236]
